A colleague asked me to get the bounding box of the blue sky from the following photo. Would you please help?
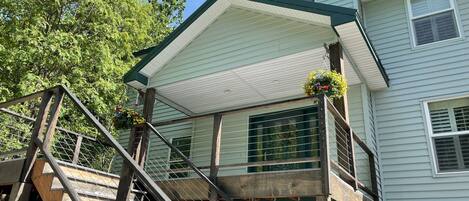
[183,1,205,19]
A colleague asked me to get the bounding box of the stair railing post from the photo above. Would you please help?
[318,94,331,201]
[42,89,65,151]
[117,88,156,201]
[20,90,54,183]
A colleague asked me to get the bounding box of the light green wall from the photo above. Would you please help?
[148,7,336,88]
[365,0,469,200]
[123,85,372,179]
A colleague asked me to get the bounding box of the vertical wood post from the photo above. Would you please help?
[72,135,83,164]
[318,94,330,200]
[42,90,64,151]
[117,88,156,201]
[349,128,358,190]
[329,42,348,122]
[209,113,223,201]
[20,91,54,182]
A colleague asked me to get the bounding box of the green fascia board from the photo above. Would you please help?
[124,0,389,88]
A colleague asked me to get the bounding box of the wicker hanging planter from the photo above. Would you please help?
[304,70,347,99]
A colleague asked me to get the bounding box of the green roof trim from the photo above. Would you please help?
[124,0,389,88]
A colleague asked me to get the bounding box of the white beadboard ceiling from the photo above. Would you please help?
[157,48,360,114]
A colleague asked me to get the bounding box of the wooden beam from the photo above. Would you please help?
[117,88,156,201]
[20,91,53,183]
[318,94,330,200]
[329,42,349,122]
[140,88,156,166]
[209,113,222,201]
[72,135,83,165]
[42,90,64,151]
[349,128,358,190]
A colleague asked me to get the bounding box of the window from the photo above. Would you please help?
[248,106,319,173]
[168,136,191,178]
[426,97,469,173]
[408,0,461,46]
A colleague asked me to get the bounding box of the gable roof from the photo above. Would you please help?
[124,0,389,89]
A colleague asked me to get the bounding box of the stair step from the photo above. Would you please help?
[34,159,138,201]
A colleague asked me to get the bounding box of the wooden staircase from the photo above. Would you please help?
[31,159,135,201]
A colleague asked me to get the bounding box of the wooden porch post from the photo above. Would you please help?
[318,94,331,201]
[209,113,223,201]
[20,91,54,183]
[117,88,156,201]
[329,42,349,122]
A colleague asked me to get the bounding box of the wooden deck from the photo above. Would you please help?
[157,169,366,200]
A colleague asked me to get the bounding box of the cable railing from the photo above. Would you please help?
[0,86,173,201]
[146,94,379,200]
[324,95,378,199]
[0,86,378,201]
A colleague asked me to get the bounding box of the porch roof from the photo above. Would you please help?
[124,0,389,90]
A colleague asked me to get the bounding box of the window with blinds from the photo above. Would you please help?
[428,97,469,172]
[408,0,460,46]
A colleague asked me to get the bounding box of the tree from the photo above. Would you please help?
[0,0,185,134]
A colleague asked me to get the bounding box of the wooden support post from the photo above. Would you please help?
[42,90,64,151]
[72,135,83,164]
[318,94,331,200]
[349,128,358,190]
[117,88,156,201]
[329,42,348,122]
[209,113,223,201]
[20,91,54,182]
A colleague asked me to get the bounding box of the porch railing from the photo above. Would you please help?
[0,86,175,200]
[0,85,233,201]
[150,94,379,200]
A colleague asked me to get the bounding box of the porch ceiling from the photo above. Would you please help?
[156,48,360,114]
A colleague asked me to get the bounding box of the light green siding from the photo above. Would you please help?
[365,0,469,200]
[149,7,336,88]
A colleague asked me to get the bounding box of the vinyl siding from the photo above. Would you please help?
[364,0,469,200]
[149,7,336,88]
[113,88,188,173]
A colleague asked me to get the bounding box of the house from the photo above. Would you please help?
[120,0,469,201]
[0,0,468,201]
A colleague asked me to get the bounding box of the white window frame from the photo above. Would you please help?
[406,0,463,47]
[167,136,192,179]
[422,94,469,176]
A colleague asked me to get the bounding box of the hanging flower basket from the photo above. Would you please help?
[304,70,347,99]
[112,106,145,129]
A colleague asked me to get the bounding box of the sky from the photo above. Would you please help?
[183,1,206,19]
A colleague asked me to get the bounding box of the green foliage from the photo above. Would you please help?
[0,0,185,135]
[304,70,348,99]
[0,0,185,167]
